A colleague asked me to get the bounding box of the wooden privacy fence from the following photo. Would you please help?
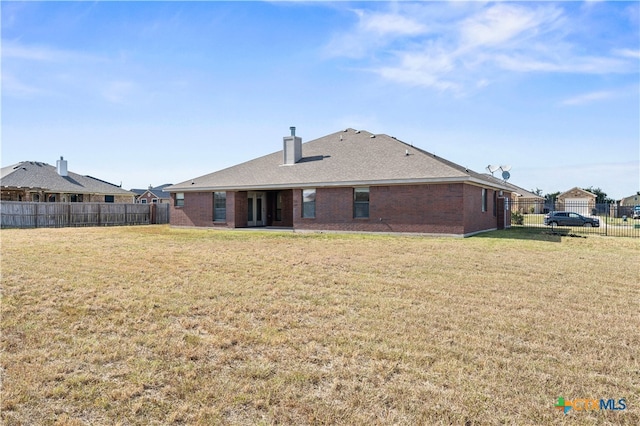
[0,202,169,229]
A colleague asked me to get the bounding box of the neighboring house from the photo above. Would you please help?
[482,174,545,214]
[166,128,513,236]
[556,187,596,215]
[616,192,640,218]
[0,157,135,203]
[619,193,640,207]
[132,184,172,204]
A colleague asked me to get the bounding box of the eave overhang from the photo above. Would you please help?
[166,176,512,193]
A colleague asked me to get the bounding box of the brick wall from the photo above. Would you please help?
[170,192,217,227]
[293,184,472,234]
[233,191,248,228]
[462,185,497,234]
[170,184,507,235]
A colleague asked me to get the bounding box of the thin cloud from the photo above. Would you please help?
[3,40,141,104]
[495,54,633,74]
[323,8,428,58]
[614,48,640,59]
[325,3,638,93]
[375,47,460,92]
[561,90,617,106]
[2,42,59,61]
[102,81,136,104]
[459,3,563,49]
[360,11,427,36]
[560,85,637,106]
[1,72,44,97]
[2,39,105,63]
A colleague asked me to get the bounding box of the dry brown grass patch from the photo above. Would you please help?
[1,226,638,424]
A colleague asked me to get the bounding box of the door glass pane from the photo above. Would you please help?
[256,198,262,222]
[248,197,253,222]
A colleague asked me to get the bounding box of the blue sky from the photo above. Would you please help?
[2,1,638,199]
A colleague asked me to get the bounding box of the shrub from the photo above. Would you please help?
[512,211,524,225]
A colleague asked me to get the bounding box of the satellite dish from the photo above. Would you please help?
[502,171,511,181]
[500,165,512,172]
[487,165,500,173]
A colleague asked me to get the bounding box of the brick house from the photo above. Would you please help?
[1,157,135,203]
[165,128,512,236]
[482,175,545,214]
[619,193,640,207]
[132,184,172,204]
[557,187,597,216]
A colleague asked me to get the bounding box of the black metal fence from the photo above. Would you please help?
[510,200,639,238]
[0,202,170,229]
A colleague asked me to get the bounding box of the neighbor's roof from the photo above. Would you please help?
[557,187,596,199]
[131,184,172,198]
[481,174,544,199]
[1,161,134,196]
[167,128,511,192]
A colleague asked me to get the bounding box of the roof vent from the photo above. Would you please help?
[355,130,360,134]
[290,126,296,137]
[370,134,375,138]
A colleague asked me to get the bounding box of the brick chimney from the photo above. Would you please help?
[283,126,302,165]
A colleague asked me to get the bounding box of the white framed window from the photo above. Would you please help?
[213,192,226,221]
[302,189,316,218]
[175,192,184,207]
[354,187,369,218]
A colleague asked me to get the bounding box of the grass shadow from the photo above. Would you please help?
[472,227,587,242]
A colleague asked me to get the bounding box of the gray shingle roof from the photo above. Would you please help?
[1,161,134,196]
[131,184,172,198]
[167,128,510,192]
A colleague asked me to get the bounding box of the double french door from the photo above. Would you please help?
[247,192,266,226]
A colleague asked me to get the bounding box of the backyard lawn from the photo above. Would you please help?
[1,226,638,425]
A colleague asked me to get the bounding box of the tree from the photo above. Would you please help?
[531,188,543,196]
[583,187,614,204]
[545,191,560,202]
